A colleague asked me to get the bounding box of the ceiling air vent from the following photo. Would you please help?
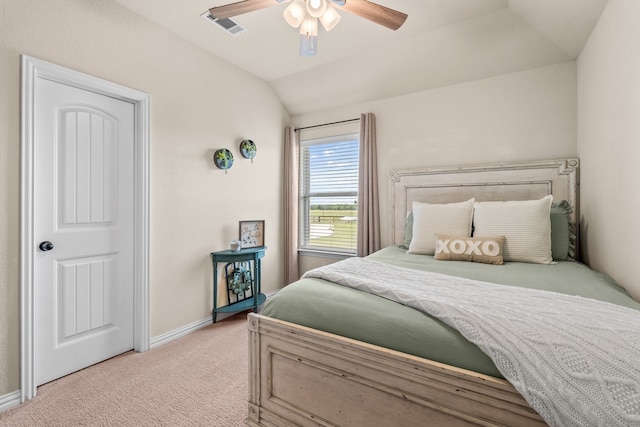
[201,11,247,36]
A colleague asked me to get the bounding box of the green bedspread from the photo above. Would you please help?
[261,246,640,379]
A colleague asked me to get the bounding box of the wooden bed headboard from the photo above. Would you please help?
[388,158,579,246]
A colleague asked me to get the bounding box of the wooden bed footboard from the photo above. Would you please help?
[245,313,546,427]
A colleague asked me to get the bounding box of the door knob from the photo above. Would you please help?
[39,241,54,251]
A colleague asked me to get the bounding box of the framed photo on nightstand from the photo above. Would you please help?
[239,220,265,248]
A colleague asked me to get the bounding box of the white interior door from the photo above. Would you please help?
[33,77,136,386]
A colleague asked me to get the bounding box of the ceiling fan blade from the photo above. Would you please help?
[334,0,407,30]
[209,0,285,20]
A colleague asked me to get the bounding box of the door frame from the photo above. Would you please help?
[19,55,150,402]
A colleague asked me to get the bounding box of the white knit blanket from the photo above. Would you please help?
[302,257,640,427]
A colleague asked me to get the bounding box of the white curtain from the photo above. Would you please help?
[357,113,381,257]
[283,126,300,283]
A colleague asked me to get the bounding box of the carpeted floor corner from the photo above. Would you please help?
[0,313,249,426]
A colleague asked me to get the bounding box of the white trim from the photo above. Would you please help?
[150,290,279,349]
[298,249,354,260]
[0,391,21,413]
[264,289,280,299]
[19,55,150,402]
[150,316,213,349]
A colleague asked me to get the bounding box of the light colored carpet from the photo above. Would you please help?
[0,313,249,426]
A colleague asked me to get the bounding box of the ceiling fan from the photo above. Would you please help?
[207,0,408,56]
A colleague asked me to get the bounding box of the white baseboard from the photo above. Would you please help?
[149,290,279,349]
[150,315,213,349]
[265,289,279,299]
[0,390,21,413]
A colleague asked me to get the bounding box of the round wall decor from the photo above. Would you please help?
[214,148,234,172]
[239,139,257,162]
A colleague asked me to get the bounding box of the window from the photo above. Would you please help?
[300,133,359,254]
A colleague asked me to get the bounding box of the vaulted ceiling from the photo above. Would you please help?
[112,0,608,116]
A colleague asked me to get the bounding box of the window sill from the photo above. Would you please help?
[298,249,356,260]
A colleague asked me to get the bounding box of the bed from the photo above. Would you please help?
[245,159,640,426]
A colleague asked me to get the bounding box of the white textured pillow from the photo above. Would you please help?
[473,195,553,264]
[408,199,474,255]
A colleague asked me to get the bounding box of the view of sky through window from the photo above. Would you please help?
[307,138,359,204]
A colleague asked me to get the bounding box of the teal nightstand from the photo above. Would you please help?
[210,247,266,323]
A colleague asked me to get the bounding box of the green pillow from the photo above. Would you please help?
[550,200,575,261]
[402,212,413,249]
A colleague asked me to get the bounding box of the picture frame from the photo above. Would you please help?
[239,220,265,248]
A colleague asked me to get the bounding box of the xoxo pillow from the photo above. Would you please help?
[434,234,505,265]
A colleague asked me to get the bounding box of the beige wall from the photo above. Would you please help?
[0,0,288,396]
[577,0,640,300]
[293,62,578,260]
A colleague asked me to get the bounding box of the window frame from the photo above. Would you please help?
[298,133,359,257]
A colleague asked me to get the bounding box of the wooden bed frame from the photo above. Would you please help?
[246,159,579,427]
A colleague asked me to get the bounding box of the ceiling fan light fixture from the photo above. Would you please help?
[207,0,406,57]
[319,5,340,31]
[306,0,327,19]
[284,0,307,28]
